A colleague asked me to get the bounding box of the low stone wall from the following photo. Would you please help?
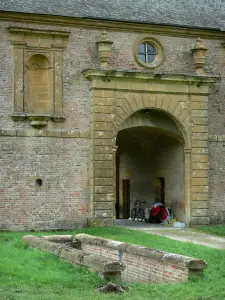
[23,235,125,282]
[23,234,207,284]
[75,234,207,284]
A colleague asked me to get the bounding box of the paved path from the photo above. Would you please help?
[115,219,225,249]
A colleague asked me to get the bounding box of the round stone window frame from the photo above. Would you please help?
[134,36,164,68]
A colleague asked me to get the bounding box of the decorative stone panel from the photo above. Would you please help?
[8,27,70,127]
[84,69,218,226]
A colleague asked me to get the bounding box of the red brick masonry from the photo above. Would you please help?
[75,234,207,283]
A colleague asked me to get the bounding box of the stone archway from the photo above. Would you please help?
[84,69,217,227]
[116,109,185,222]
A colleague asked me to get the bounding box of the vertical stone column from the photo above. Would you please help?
[13,45,25,115]
[53,48,64,119]
[191,95,209,225]
[184,148,192,226]
[88,89,116,226]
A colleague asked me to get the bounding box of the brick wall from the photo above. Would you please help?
[81,243,188,283]
[75,234,206,284]
[0,136,90,230]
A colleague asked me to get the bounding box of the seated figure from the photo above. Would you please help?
[149,202,166,223]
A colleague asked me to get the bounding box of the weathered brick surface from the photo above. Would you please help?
[0,137,89,230]
[208,141,225,223]
[75,234,206,283]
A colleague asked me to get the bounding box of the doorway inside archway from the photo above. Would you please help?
[116,109,185,223]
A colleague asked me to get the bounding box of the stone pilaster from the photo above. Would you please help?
[191,95,209,225]
[88,89,115,226]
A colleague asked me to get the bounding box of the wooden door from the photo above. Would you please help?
[123,179,130,218]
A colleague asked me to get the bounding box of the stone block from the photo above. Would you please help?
[95,210,114,218]
[192,170,208,178]
[191,102,208,110]
[93,97,114,106]
[192,155,208,163]
[62,131,80,138]
[94,122,114,131]
[116,106,128,121]
[192,209,209,217]
[103,91,115,98]
[94,161,113,169]
[192,117,208,125]
[94,146,114,154]
[191,217,209,225]
[95,202,114,210]
[192,140,208,148]
[95,113,114,122]
[80,131,90,138]
[94,139,115,146]
[95,154,113,161]
[190,95,208,102]
[192,186,208,193]
[192,133,208,140]
[192,178,208,186]
[95,168,114,177]
[191,110,208,117]
[0,130,17,136]
[192,148,208,154]
[189,85,210,95]
[94,106,114,113]
[95,177,114,185]
[94,194,114,202]
[94,131,115,138]
[191,201,209,209]
[192,162,208,170]
[92,90,105,98]
[192,126,208,133]
[90,218,114,227]
[94,185,114,193]
[46,130,62,137]
[192,193,208,201]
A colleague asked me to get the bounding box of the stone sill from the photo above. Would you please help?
[12,113,65,127]
[83,68,220,83]
[0,129,90,138]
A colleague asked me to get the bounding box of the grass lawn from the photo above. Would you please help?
[193,225,225,237]
[1,227,225,300]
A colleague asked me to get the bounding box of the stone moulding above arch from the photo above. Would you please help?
[115,94,188,147]
[83,68,219,149]
[117,109,185,145]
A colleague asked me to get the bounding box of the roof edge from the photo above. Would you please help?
[0,10,225,39]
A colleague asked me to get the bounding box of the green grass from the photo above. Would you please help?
[1,227,225,300]
[193,225,225,237]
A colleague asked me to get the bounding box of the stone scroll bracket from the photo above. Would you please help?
[83,68,219,227]
[8,27,70,128]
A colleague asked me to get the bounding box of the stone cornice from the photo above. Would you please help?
[8,27,70,37]
[1,11,225,39]
[83,68,220,84]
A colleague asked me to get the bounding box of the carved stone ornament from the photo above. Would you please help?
[96,31,113,69]
[27,115,52,128]
[191,38,208,74]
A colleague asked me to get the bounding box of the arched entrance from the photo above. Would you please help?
[116,109,185,222]
[84,69,216,227]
